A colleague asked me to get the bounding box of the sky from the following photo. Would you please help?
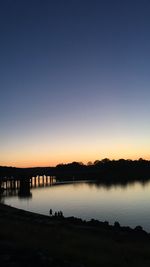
[1,0,150,167]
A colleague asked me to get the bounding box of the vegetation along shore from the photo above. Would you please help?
[1,158,150,183]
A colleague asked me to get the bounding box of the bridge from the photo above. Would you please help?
[0,175,56,199]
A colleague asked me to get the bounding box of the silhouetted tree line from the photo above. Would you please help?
[1,158,150,184]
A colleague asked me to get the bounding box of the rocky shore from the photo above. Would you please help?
[0,203,150,266]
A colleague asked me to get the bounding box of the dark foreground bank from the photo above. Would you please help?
[0,204,150,267]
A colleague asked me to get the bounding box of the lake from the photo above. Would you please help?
[2,178,150,232]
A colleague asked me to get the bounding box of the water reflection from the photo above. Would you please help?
[0,176,55,200]
[2,177,150,232]
[18,179,32,199]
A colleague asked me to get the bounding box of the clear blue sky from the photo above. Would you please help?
[1,0,150,167]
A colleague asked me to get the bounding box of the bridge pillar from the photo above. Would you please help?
[42,175,44,186]
[38,176,39,186]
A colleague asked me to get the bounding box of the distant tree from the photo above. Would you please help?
[69,162,83,167]
[56,164,64,168]
[138,158,144,161]
[79,162,84,165]
[94,160,101,165]
[101,158,110,164]
[118,159,125,162]
[87,161,92,166]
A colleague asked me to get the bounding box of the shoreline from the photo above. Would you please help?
[1,202,149,235]
[1,203,150,266]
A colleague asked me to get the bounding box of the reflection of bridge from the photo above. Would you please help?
[0,176,56,199]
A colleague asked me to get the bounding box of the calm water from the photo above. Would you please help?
[3,179,150,232]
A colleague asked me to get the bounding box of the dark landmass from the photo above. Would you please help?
[1,158,150,266]
[1,203,150,266]
[1,159,150,184]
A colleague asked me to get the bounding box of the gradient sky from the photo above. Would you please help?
[1,0,150,167]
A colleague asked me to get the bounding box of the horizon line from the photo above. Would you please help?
[0,157,149,169]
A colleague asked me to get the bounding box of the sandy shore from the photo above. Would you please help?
[0,203,150,266]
